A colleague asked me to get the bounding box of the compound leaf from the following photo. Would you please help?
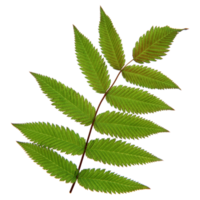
[86,138,161,166]
[106,85,173,114]
[13,122,85,155]
[30,72,95,126]
[122,65,180,89]
[78,168,149,194]
[99,7,125,70]
[74,26,111,93]
[17,142,77,183]
[133,26,187,64]
[94,111,168,139]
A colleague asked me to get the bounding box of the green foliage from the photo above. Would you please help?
[94,110,171,141]
[14,141,77,184]
[72,16,112,94]
[131,24,190,64]
[105,84,175,115]
[85,137,165,168]
[13,6,186,195]
[78,167,152,195]
[122,64,183,90]
[10,121,85,157]
[27,70,95,127]
[97,6,127,70]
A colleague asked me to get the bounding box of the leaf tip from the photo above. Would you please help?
[70,23,77,30]
[145,186,153,190]
[183,27,191,31]
[173,107,177,112]
[98,4,104,11]
[168,129,173,133]
[159,158,166,162]
[13,140,19,147]
[70,23,76,26]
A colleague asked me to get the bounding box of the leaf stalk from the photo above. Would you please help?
[69,59,133,193]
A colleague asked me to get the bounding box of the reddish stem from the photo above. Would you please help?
[69,59,133,193]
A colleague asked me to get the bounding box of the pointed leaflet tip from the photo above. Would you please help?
[98,4,106,12]
[168,129,173,133]
[70,23,77,30]
[183,27,191,31]
[70,23,76,27]
[27,70,31,75]
[98,4,104,9]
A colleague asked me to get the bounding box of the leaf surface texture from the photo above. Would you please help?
[31,72,95,126]
[122,65,180,89]
[78,168,149,193]
[74,26,111,93]
[133,26,185,63]
[86,138,161,166]
[94,111,168,139]
[99,7,125,70]
[106,85,173,114]
[13,122,85,155]
[17,142,77,183]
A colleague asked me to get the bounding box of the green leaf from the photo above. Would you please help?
[133,26,187,64]
[122,65,180,89]
[106,85,173,114]
[17,142,77,183]
[86,138,161,166]
[13,122,85,155]
[94,111,168,139]
[99,7,125,70]
[73,26,111,93]
[78,168,149,194]
[30,72,95,126]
